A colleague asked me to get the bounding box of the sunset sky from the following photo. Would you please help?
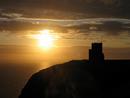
[1,1,130,98]
[0,0,130,62]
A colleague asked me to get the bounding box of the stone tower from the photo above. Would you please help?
[89,43,104,64]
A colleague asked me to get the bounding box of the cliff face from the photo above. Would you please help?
[19,60,130,98]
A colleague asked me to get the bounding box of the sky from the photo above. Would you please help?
[0,1,130,98]
[0,0,130,60]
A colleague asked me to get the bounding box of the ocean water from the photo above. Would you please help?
[0,61,58,98]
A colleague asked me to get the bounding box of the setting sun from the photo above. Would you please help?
[37,30,55,49]
[27,29,60,50]
[29,29,56,50]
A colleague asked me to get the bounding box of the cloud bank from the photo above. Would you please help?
[0,17,130,36]
[0,0,130,19]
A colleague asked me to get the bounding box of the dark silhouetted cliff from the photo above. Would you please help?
[19,60,130,98]
[19,43,130,98]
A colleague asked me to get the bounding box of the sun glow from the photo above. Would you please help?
[35,30,55,49]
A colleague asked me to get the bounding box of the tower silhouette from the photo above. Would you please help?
[89,43,104,64]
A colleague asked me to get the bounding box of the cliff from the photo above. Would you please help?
[19,60,130,98]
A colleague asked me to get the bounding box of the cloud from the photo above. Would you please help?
[0,0,130,19]
[59,19,130,36]
[0,16,130,37]
[1,13,23,19]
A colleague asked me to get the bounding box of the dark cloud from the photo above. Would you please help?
[98,21,130,35]
[0,17,130,36]
[64,21,130,35]
[0,21,41,31]
[0,0,130,19]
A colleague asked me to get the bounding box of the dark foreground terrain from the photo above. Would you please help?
[19,60,130,98]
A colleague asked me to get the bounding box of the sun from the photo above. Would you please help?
[27,29,59,50]
[36,30,55,49]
